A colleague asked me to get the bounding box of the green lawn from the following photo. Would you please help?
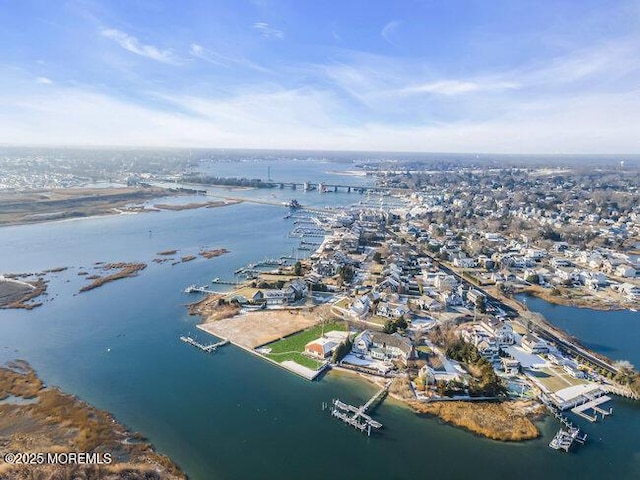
[264,320,347,370]
[529,367,588,392]
[267,352,323,370]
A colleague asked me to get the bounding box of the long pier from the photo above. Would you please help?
[328,380,391,436]
[180,335,229,353]
[540,394,588,452]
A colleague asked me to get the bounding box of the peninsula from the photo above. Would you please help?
[0,360,185,480]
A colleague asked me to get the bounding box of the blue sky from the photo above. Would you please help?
[1,0,639,153]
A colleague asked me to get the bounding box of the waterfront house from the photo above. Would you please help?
[521,334,549,354]
[352,330,415,365]
[262,289,295,305]
[371,332,415,364]
[352,330,373,355]
[305,337,338,359]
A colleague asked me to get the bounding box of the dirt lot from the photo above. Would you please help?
[198,308,323,349]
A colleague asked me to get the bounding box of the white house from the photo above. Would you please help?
[521,334,549,354]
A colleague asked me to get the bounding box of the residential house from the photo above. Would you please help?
[521,334,549,354]
[352,330,415,365]
[304,331,348,359]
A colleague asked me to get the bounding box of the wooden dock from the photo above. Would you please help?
[184,285,221,294]
[571,394,613,422]
[541,394,589,452]
[549,427,587,452]
[180,335,229,353]
[328,380,391,436]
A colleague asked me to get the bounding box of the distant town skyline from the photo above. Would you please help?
[1,0,639,154]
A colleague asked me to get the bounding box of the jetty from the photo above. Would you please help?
[328,380,391,436]
[180,335,229,353]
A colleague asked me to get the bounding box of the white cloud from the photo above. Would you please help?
[401,80,520,96]
[381,20,400,45]
[2,82,639,154]
[101,28,177,64]
[252,22,284,39]
[36,76,53,85]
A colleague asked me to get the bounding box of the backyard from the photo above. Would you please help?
[264,320,347,370]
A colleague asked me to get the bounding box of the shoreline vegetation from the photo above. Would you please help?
[386,376,540,441]
[0,187,242,228]
[0,277,48,310]
[79,263,147,293]
[0,360,185,480]
[409,399,541,441]
[199,248,229,259]
[514,285,636,311]
[153,199,242,211]
[0,187,171,226]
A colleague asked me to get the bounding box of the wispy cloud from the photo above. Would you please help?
[189,43,271,73]
[2,80,640,153]
[252,22,284,39]
[101,28,177,64]
[400,80,520,96]
[36,76,53,85]
[189,43,230,68]
[381,20,400,45]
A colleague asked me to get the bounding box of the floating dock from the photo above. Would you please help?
[328,380,391,436]
[549,427,587,452]
[180,335,229,353]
